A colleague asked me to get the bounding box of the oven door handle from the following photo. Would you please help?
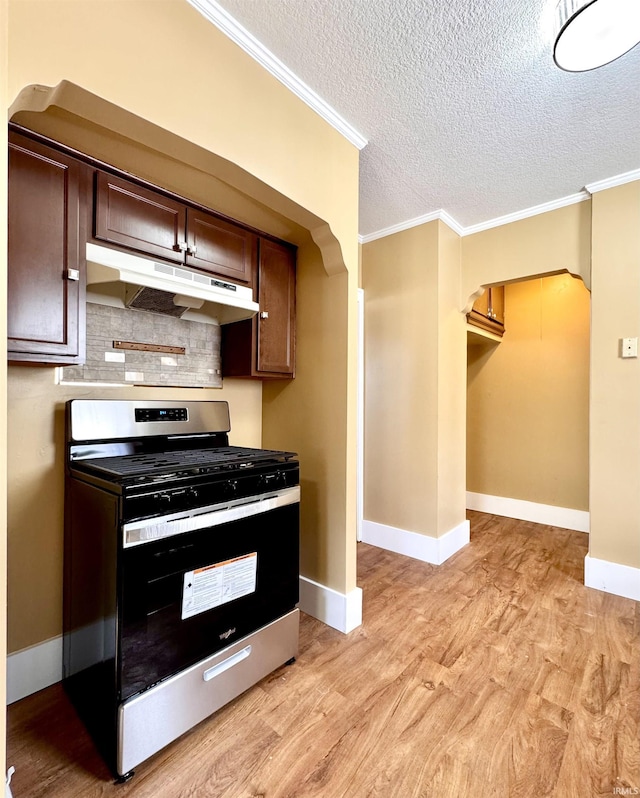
[202,645,252,682]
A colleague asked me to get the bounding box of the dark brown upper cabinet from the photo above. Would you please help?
[222,239,296,379]
[94,172,185,263]
[467,285,505,337]
[94,173,254,285]
[8,131,86,364]
[257,239,296,374]
[7,126,295,378]
[186,209,255,284]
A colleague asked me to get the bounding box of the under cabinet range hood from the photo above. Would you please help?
[85,243,258,325]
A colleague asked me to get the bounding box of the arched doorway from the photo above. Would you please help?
[466,272,590,532]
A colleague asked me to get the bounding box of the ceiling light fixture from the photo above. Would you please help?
[553,0,640,71]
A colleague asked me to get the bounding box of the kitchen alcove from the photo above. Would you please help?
[6,79,361,703]
[466,273,590,526]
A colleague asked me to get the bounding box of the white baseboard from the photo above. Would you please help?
[584,554,640,602]
[6,635,63,705]
[298,576,363,633]
[466,492,589,533]
[360,519,470,565]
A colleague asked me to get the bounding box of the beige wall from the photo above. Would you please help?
[2,0,9,774]
[467,274,590,510]
[7,0,360,660]
[590,183,640,568]
[362,220,466,538]
[263,240,359,590]
[363,206,592,544]
[363,223,439,533]
[461,201,592,309]
[436,222,467,535]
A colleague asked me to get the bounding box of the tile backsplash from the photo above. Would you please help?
[62,303,222,388]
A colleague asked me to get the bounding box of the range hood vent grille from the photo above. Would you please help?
[125,286,187,317]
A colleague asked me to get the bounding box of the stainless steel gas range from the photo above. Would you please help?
[63,399,300,780]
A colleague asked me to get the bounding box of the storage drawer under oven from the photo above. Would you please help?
[118,608,299,776]
[119,486,299,700]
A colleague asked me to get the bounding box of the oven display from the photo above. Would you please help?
[135,408,188,422]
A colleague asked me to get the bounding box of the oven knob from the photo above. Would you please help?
[159,493,172,506]
[187,487,199,501]
[225,480,238,497]
[262,472,286,490]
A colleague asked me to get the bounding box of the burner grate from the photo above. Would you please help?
[77,446,296,479]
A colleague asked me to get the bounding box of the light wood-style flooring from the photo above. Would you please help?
[7,511,640,797]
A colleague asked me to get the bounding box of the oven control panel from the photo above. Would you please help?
[135,407,188,423]
[122,462,299,522]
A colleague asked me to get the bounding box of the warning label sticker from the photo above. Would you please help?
[181,552,257,620]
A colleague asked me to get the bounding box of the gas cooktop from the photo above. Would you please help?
[74,445,297,481]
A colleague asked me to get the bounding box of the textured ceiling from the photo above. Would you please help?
[211,0,640,237]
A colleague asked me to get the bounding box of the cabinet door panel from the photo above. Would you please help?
[490,285,505,325]
[186,209,254,285]
[8,135,84,362]
[257,240,296,375]
[467,284,504,337]
[94,172,184,263]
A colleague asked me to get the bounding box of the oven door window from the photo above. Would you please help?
[119,502,299,701]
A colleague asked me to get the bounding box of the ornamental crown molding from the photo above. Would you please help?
[187,0,368,151]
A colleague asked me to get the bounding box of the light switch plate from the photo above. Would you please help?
[621,337,638,358]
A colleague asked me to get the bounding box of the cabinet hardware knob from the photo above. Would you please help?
[67,268,80,281]
[178,241,189,252]
[260,311,269,319]
[188,245,198,255]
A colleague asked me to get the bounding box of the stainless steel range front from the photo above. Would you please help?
[63,399,300,780]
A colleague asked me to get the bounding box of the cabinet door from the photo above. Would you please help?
[467,285,504,337]
[94,172,185,263]
[256,239,296,375]
[186,208,254,285]
[221,239,296,379]
[8,133,85,363]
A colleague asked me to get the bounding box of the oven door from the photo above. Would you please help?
[119,486,299,701]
